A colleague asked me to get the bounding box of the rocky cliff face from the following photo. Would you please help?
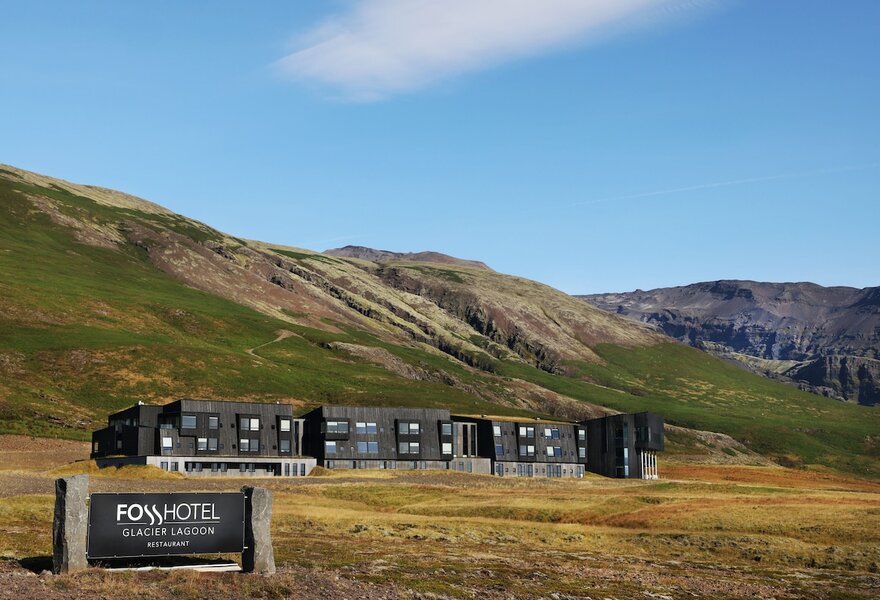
[581,281,880,405]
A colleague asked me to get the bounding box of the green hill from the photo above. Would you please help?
[0,164,877,477]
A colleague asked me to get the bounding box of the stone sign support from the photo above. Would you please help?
[53,475,89,574]
[241,486,276,574]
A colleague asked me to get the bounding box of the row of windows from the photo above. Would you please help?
[167,461,296,473]
[328,420,455,436]
[325,421,453,436]
[325,460,475,470]
[324,441,453,455]
[283,463,308,476]
[161,436,293,453]
[172,415,292,432]
[498,443,586,459]
[157,461,271,473]
[493,425,586,441]
[326,440,386,454]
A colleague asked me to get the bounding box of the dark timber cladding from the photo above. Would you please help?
[585,412,664,479]
[465,417,588,478]
[92,399,302,459]
[300,405,467,470]
[91,399,665,479]
[91,399,315,478]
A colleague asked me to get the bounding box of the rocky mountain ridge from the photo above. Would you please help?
[581,280,880,405]
[324,245,493,271]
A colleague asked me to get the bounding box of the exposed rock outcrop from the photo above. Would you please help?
[582,281,880,405]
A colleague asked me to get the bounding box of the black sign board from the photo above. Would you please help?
[87,492,245,559]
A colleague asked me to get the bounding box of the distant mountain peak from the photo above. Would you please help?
[580,280,880,405]
[324,245,493,271]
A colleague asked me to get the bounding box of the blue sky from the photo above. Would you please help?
[1,0,877,294]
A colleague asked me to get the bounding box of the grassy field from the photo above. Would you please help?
[0,439,878,599]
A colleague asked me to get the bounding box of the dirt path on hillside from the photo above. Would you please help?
[244,329,296,358]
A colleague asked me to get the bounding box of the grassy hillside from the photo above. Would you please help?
[0,165,878,477]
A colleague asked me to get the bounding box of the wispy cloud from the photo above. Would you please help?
[566,162,880,208]
[275,0,715,100]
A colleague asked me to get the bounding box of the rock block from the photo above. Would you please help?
[52,475,89,574]
[241,486,275,575]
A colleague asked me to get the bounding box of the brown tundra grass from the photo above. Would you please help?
[0,438,878,599]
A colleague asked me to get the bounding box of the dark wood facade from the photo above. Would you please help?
[92,400,664,479]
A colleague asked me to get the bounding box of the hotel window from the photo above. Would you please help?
[325,441,337,454]
[355,441,379,454]
[208,416,219,430]
[441,423,453,436]
[325,420,348,434]
[495,443,504,456]
[519,426,535,439]
[355,422,377,434]
[197,437,208,451]
[519,444,535,457]
[546,446,562,457]
[398,442,420,454]
[240,417,260,431]
[208,438,218,451]
[398,422,420,435]
[493,425,502,437]
[280,418,291,432]
[161,437,173,450]
[579,447,586,459]
[280,439,291,453]
[240,438,259,452]
[171,462,178,471]
[441,442,453,454]
[181,415,197,429]
[578,429,586,441]
[160,461,168,470]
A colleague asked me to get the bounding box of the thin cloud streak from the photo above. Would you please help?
[275,0,715,100]
[567,162,880,208]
